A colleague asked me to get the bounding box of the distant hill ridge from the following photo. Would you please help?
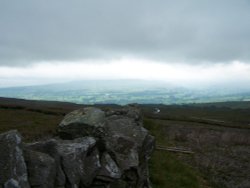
[1,80,250,104]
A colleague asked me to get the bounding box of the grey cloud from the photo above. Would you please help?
[0,0,250,66]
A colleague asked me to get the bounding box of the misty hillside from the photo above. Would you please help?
[1,80,250,105]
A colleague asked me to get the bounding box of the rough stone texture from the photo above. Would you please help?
[83,147,101,185]
[57,137,100,187]
[0,105,154,188]
[24,149,56,188]
[4,179,21,188]
[103,110,155,187]
[0,130,30,188]
[58,107,106,139]
[25,139,66,187]
[96,152,122,181]
[105,116,148,147]
[105,134,139,171]
[105,105,143,126]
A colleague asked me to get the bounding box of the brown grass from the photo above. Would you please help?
[0,108,63,141]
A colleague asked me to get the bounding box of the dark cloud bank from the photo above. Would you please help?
[0,0,250,66]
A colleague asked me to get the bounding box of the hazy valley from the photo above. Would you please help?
[1,80,250,105]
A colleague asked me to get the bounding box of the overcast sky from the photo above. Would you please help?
[0,0,250,88]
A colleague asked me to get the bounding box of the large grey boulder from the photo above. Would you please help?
[105,134,139,171]
[105,105,143,124]
[105,116,149,148]
[0,130,30,188]
[104,114,154,187]
[57,105,155,188]
[24,149,56,188]
[25,137,101,188]
[25,139,66,186]
[57,137,101,187]
[58,107,106,139]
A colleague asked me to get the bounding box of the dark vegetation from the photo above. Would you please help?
[0,97,84,141]
[142,105,250,188]
[0,97,250,187]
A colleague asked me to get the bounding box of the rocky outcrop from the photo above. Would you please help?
[58,107,106,139]
[0,106,155,188]
[0,130,30,188]
[24,149,56,188]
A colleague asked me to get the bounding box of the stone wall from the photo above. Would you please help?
[0,106,155,188]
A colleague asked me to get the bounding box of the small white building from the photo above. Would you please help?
[154,108,160,114]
